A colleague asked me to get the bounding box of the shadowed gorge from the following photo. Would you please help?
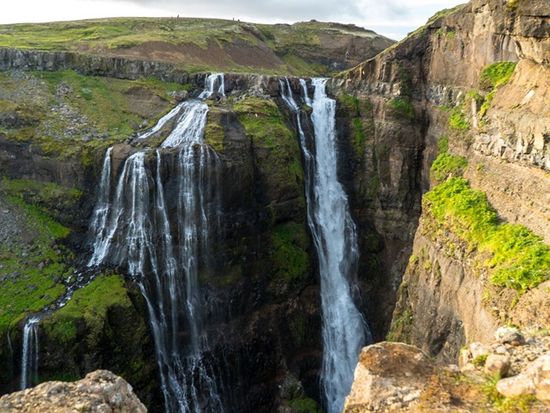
[0,0,549,412]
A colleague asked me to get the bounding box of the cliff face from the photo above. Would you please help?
[0,1,548,411]
[336,0,549,361]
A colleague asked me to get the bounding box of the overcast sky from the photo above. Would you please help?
[2,0,465,40]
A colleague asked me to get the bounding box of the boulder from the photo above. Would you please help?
[0,370,147,413]
[343,342,434,412]
[497,355,550,402]
[484,354,511,377]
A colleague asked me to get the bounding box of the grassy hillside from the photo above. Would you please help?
[0,18,394,75]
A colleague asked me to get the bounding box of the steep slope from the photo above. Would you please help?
[0,18,394,75]
[331,0,549,355]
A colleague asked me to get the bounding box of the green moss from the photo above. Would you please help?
[387,98,414,120]
[431,152,467,183]
[448,107,470,130]
[480,62,517,90]
[271,222,309,282]
[0,195,72,332]
[44,274,131,345]
[204,114,225,152]
[234,97,294,146]
[288,397,322,413]
[234,96,304,205]
[424,178,550,292]
[387,307,413,342]
[2,178,82,223]
[338,94,374,157]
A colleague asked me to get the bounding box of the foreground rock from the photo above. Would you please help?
[0,370,147,413]
[345,336,550,413]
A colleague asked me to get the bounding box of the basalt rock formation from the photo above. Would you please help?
[0,0,548,412]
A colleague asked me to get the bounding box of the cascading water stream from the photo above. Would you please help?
[88,73,224,413]
[20,315,40,390]
[280,78,372,413]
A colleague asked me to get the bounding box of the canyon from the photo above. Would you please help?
[0,0,549,412]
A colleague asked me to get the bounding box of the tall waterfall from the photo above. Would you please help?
[281,78,371,413]
[20,315,40,390]
[88,74,224,413]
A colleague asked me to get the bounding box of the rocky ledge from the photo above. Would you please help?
[344,329,550,412]
[0,370,147,413]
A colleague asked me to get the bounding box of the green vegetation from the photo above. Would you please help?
[475,62,517,120]
[424,177,550,292]
[2,178,82,222]
[448,106,470,130]
[480,62,517,90]
[430,137,468,183]
[288,397,322,413]
[44,274,130,344]
[387,307,413,342]
[483,374,536,412]
[0,194,72,332]
[204,111,225,152]
[234,97,294,147]
[234,96,304,210]
[472,354,488,367]
[271,222,309,282]
[0,70,181,164]
[338,94,374,156]
[387,98,415,120]
[0,18,384,75]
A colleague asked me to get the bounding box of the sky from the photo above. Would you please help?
[1,0,465,40]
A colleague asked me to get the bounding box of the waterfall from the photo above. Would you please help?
[20,315,41,390]
[88,77,224,413]
[280,78,372,413]
[199,73,225,99]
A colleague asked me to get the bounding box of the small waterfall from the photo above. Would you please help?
[199,73,225,99]
[20,315,41,390]
[88,77,224,413]
[280,78,372,413]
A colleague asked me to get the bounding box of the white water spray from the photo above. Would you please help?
[281,78,371,413]
[20,315,41,390]
[88,77,224,413]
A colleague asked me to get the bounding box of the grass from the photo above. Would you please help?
[0,194,72,332]
[44,274,130,344]
[271,222,310,282]
[0,70,181,164]
[2,178,82,223]
[0,18,389,76]
[424,177,550,292]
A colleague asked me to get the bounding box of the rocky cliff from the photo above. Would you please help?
[0,0,548,412]
[340,0,549,410]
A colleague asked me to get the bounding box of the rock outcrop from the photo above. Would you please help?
[345,331,550,413]
[0,370,147,413]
